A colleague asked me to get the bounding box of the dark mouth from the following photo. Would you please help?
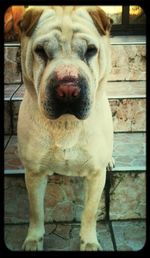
[43,75,91,120]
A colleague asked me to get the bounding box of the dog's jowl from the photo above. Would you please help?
[8,6,114,251]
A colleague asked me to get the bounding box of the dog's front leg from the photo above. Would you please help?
[80,170,106,251]
[22,171,48,251]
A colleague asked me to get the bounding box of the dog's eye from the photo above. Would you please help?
[35,46,48,62]
[85,45,97,60]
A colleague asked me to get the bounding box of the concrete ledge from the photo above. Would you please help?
[110,35,146,45]
[4,36,146,47]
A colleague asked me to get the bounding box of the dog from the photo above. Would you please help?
[5,6,114,251]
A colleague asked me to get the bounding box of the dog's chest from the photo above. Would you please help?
[41,145,93,176]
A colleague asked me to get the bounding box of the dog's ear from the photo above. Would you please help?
[19,7,43,36]
[87,7,113,35]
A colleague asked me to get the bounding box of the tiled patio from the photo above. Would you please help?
[5,220,146,251]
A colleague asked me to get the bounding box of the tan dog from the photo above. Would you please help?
[6,6,114,251]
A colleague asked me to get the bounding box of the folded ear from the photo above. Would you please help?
[18,7,43,36]
[87,7,113,35]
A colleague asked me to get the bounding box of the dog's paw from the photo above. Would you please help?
[80,240,102,251]
[22,237,43,251]
[106,157,115,171]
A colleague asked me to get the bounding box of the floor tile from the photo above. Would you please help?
[112,220,146,251]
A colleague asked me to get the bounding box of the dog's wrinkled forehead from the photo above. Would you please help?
[34,7,99,40]
[36,7,93,27]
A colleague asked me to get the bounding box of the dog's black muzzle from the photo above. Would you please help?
[42,75,91,119]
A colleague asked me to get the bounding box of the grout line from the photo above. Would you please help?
[108,220,117,251]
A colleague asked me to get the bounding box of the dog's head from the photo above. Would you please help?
[5,6,112,120]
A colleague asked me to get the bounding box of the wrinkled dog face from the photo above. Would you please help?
[20,6,112,120]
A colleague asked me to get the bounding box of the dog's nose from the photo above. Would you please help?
[56,83,80,101]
